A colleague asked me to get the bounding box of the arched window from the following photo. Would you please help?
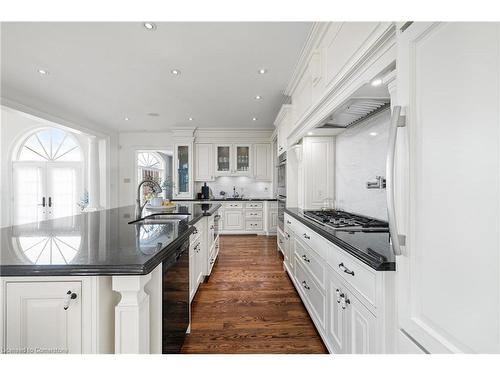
[13,127,83,225]
[137,151,165,201]
[17,127,81,162]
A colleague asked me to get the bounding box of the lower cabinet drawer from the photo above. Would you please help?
[245,210,263,219]
[245,202,263,209]
[245,220,263,231]
[294,238,325,289]
[294,257,326,330]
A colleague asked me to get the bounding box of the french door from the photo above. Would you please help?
[13,162,82,225]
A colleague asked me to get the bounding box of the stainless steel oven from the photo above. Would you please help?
[277,152,286,198]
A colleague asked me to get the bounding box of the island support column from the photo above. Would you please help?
[112,274,152,354]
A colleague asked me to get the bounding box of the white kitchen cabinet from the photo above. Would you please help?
[302,136,335,209]
[326,271,347,354]
[173,143,193,199]
[215,144,252,177]
[223,210,244,231]
[5,281,83,354]
[345,290,376,354]
[395,22,500,353]
[253,144,272,181]
[274,105,292,155]
[194,143,214,181]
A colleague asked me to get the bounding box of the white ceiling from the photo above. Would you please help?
[1,22,312,132]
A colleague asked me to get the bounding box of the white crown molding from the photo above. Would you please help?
[273,104,292,128]
[1,97,115,138]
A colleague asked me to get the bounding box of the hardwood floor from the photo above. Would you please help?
[181,235,328,354]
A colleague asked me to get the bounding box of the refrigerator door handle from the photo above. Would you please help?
[386,105,406,256]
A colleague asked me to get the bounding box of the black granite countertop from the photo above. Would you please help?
[285,208,395,271]
[0,202,221,277]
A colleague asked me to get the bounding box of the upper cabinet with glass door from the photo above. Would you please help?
[173,144,193,199]
[214,144,252,177]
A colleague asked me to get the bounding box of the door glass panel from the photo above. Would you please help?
[49,166,78,219]
[13,165,44,225]
[216,146,230,172]
[177,146,189,194]
[236,146,250,172]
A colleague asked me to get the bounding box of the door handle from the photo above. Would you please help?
[386,105,406,256]
[39,197,46,207]
[48,197,52,207]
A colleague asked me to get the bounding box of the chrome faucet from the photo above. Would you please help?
[136,179,162,219]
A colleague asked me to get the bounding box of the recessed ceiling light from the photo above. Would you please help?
[308,131,314,136]
[371,78,382,86]
[148,112,160,117]
[252,117,257,121]
[143,22,156,30]
[37,69,48,75]
[188,117,193,121]
[171,69,181,75]
[255,95,262,100]
[258,68,267,74]
[370,132,378,136]
[124,117,129,121]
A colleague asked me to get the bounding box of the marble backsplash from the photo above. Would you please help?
[335,110,390,220]
[194,176,273,199]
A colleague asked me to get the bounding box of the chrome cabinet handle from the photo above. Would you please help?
[301,281,310,290]
[301,254,310,263]
[193,228,198,235]
[386,105,406,256]
[341,294,350,310]
[284,232,290,239]
[303,233,310,240]
[63,290,77,310]
[338,262,354,276]
[286,220,291,224]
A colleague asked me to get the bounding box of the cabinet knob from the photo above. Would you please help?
[286,220,291,224]
[63,290,78,310]
[303,233,310,240]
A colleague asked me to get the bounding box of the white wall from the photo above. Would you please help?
[118,131,174,206]
[194,177,272,199]
[0,104,119,227]
[335,110,389,220]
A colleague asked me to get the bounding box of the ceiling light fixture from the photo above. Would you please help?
[124,117,129,121]
[258,68,267,74]
[371,78,382,86]
[252,117,257,121]
[37,69,48,75]
[171,69,181,75]
[143,22,156,30]
[148,112,160,117]
[255,95,262,100]
[370,132,378,136]
[188,117,193,121]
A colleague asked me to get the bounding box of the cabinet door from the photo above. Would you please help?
[195,144,214,181]
[326,271,347,354]
[223,210,244,231]
[233,145,251,175]
[5,281,82,354]
[396,22,500,353]
[173,144,193,199]
[283,226,291,265]
[303,137,334,209]
[215,145,231,175]
[254,144,272,181]
[189,247,196,302]
[345,292,376,354]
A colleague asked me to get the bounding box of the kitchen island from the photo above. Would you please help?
[0,202,221,354]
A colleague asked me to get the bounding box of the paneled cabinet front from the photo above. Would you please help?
[223,210,244,231]
[195,143,214,181]
[4,281,83,354]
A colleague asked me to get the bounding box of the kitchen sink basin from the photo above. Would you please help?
[129,213,191,225]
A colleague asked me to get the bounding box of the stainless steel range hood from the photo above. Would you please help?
[318,97,390,129]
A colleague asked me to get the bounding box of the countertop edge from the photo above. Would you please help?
[284,208,395,271]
